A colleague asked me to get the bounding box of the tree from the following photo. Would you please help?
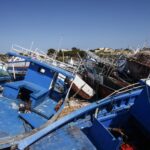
[57,50,63,57]
[71,47,80,51]
[79,50,86,58]
[47,48,56,56]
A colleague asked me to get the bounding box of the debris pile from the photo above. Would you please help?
[58,98,90,118]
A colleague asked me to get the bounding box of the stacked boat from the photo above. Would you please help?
[0,52,150,150]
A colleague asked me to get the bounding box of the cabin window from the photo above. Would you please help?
[38,68,46,74]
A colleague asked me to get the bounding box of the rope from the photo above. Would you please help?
[104,82,141,98]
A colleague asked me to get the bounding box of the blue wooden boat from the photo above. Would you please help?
[0,52,74,149]
[13,80,150,150]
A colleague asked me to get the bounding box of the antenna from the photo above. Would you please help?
[54,36,63,60]
[143,40,149,48]
[30,41,34,51]
[134,45,141,54]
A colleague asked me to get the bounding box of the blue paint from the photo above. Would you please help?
[25,62,55,89]
[3,81,49,105]
[3,85,19,99]
[19,112,47,128]
[131,86,150,134]
[34,98,57,119]
[84,119,122,150]
[29,126,96,150]
[0,97,25,137]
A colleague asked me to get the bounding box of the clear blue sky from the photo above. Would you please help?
[0,0,150,52]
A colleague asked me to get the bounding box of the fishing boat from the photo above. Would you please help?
[118,51,150,83]
[0,52,74,149]
[10,45,95,99]
[82,50,130,99]
[14,80,150,150]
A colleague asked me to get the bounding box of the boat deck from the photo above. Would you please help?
[0,97,25,138]
[29,125,96,150]
[34,98,57,119]
[0,96,58,139]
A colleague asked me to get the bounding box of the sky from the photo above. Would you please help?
[0,0,150,53]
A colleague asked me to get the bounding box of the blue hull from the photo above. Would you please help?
[16,81,150,150]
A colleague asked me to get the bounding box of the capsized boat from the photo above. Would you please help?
[15,79,150,150]
[71,74,95,99]
[0,52,74,149]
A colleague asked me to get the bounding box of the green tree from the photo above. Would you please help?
[57,50,63,57]
[47,48,56,56]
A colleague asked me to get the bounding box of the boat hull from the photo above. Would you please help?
[71,75,95,99]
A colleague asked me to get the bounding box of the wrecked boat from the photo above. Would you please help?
[118,51,150,83]
[82,50,130,99]
[9,47,95,99]
[71,74,95,99]
[15,79,150,150]
[0,52,74,149]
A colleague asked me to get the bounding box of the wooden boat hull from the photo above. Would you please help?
[126,59,150,81]
[71,75,95,99]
